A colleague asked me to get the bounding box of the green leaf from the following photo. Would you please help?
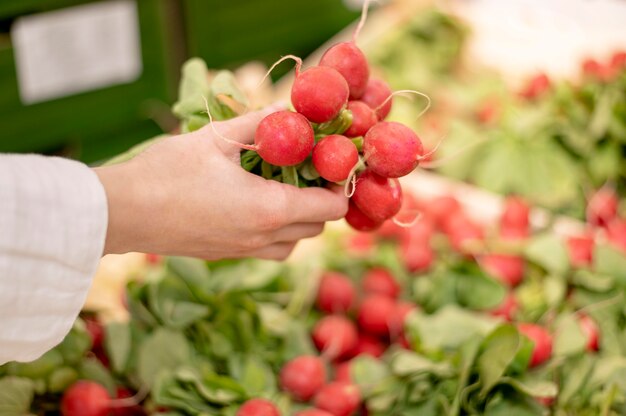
[525,233,569,275]
[594,244,626,285]
[559,354,594,406]
[281,166,299,187]
[167,257,211,291]
[351,355,392,397]
[406,305,498,351]
[152,371,215,414]
[47,367,78,393]
[498,377,558,398]
[298,159,321,181]
[176,367,246,404]
[105,322,131,374]
[79,358,116,396]
[6,349,63,379]
[210,70,249,107]
[553,314,587,357]
[478,324,522,396]
[138,328,191,387]
[484,394,545,416]
[390,350,454,378]
[241,150,262,172]
[0,377,34,416]
[456,272,506,310]
[172,58,211,119]
[571,270,615,292]
[231,356,276,396]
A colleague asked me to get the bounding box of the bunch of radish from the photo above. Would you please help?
[224,2,427,231]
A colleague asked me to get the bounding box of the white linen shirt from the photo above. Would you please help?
[0,154,107,364]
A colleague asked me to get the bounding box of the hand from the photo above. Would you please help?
[94,105,348,260]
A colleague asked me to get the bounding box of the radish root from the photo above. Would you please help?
[392,211,422,228]
[344,156,367,198]
[376,89,432,120]
[202,95,258,151]
[256,55,303,90]
[352,0,372,44]
[420,136,490,169]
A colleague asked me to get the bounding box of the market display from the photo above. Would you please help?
[1,3,625,416]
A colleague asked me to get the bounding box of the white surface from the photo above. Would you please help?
[0,155,107,364]
[12,0,142,104]
[451,0,626,81]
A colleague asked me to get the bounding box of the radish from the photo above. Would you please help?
[312,135,359,182]
[362,122,423,178]
[375,195,422,241]
[360,78,393,120]
[111,388,144,416]
[295,410,334,416]
[520,73,550,100]
[400,241,434,273]
[312,316,358,360]
[490,292,518,321]
[350,333,386,358]
[334,361,352,383]
[500,196,530,232]
[344,101,378,138]
[401,218,435,247]
[611,50,626,71]
[61,381,111,416]
[237,399,280,416]
[84,316,104,351]
[566,235,594,267]
[389,301,416,338]
[607,218,626,252]
[145,253,161,265]
[291,65,350,123]
[314,382,361,416]
[424,196,461,230]
[351,170,403,223]
[344,233,376,255]
[587,188,618,228]
[357,295,396,337]
[476,97,500,125]
[578,314,600,352]
[280,355,327,401]
[252,111,315,166]
[362,267,400,299]
[444,214,484,253]
[480,254,524,287]
[320,42,369,99]
[316,272,356,314]
[581,58,610,81]
[518,323,552,368]
[345,200,382,232]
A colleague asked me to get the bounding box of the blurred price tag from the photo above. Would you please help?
[12,0,142,104]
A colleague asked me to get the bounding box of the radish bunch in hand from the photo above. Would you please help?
[229,2,426,232]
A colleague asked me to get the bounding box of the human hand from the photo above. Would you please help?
[95,105,349,260]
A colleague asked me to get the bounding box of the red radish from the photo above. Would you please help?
[581,58,611,81]
[362,267,400,299]
[314,382,361,416]
[357,295,396,337]
[500,226,529,241]
[145,253,161,265]
[344,101,378,137]
[362,122,423,178]
[237,399,280,416]
[254,111,315,166]
[316,271,356,314]
[61,381,111,416]
[520,73,550,100]
[587,188,618,227]
[424,196,461,230]
[518,323,552,368]
[345,200,383,232]
[610,50,626,71]
[111,388,144,416]
[490,293,518,321]
[536,397,555,408]
[292,66,350,123]
[389,301,416,338]
[350,333,386,358]
[578,314,600,352]
[566,235,594,267]
[481,254,525,287]
[351,171,403,223]
[401,218,435,247]
[334,361,352,383]
[84,316,104,351]
[375,220,406,241]
[344,233,376,255]
[296,410,334,416]
[476,97,500,124]
[400,241,434,273]
[280,355,327,401]
[312,135,359,182]
[607,218,626,252]
[500,196,530,232]
[320,42,369,99]
[360,78,393,120]
[375,195,422,241]
[312,316,358,360]
[444,214,484,253]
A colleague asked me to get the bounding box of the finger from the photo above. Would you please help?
[248,242,298,261]
[205,102,285,150]
[270,222,325,243]
[283,185,349,223]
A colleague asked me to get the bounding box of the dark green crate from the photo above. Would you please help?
[0,0,180,163]
[182,0,360,78]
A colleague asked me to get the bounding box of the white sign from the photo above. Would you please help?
[12,0,142,104]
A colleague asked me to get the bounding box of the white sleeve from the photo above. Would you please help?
[0,154,108,364]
